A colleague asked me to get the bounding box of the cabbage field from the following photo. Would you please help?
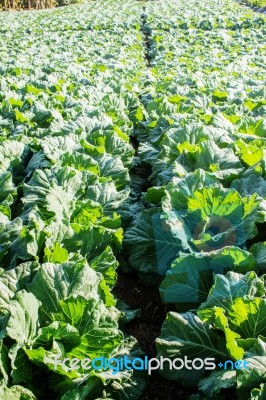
[0,0,266,399]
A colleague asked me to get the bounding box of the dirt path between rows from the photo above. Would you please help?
[113,274,192,400]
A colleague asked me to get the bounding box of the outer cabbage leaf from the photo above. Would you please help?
[158,124,233,166]
[156,311,228,387]
[231,174,266,198]
[0,262,38,313]
[6,290,40,346]
[123,208,192,275]
[160,248,257,310]
[0,383,36,399]
[198,370,236,399]
[162,169,222,213]
[237,338,266,399]
[173,141,243,182]
[27,260,101,322]
[0,218,42,268]
[22,167,85,220]
[163,186,263,252]
[250,242,266,274]
[198,271,265,322]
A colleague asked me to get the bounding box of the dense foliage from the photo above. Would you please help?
[0,2,149,399]
[244,0,266,8]
[125,1,266,399]
[0,0,266,399]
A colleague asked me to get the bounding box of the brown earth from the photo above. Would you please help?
[113,274,192,400]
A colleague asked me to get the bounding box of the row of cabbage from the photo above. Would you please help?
[123,0,266,399]
[0,2,152,399]
[243,0,266,8]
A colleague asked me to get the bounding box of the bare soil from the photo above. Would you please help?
[113,274,192,400]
